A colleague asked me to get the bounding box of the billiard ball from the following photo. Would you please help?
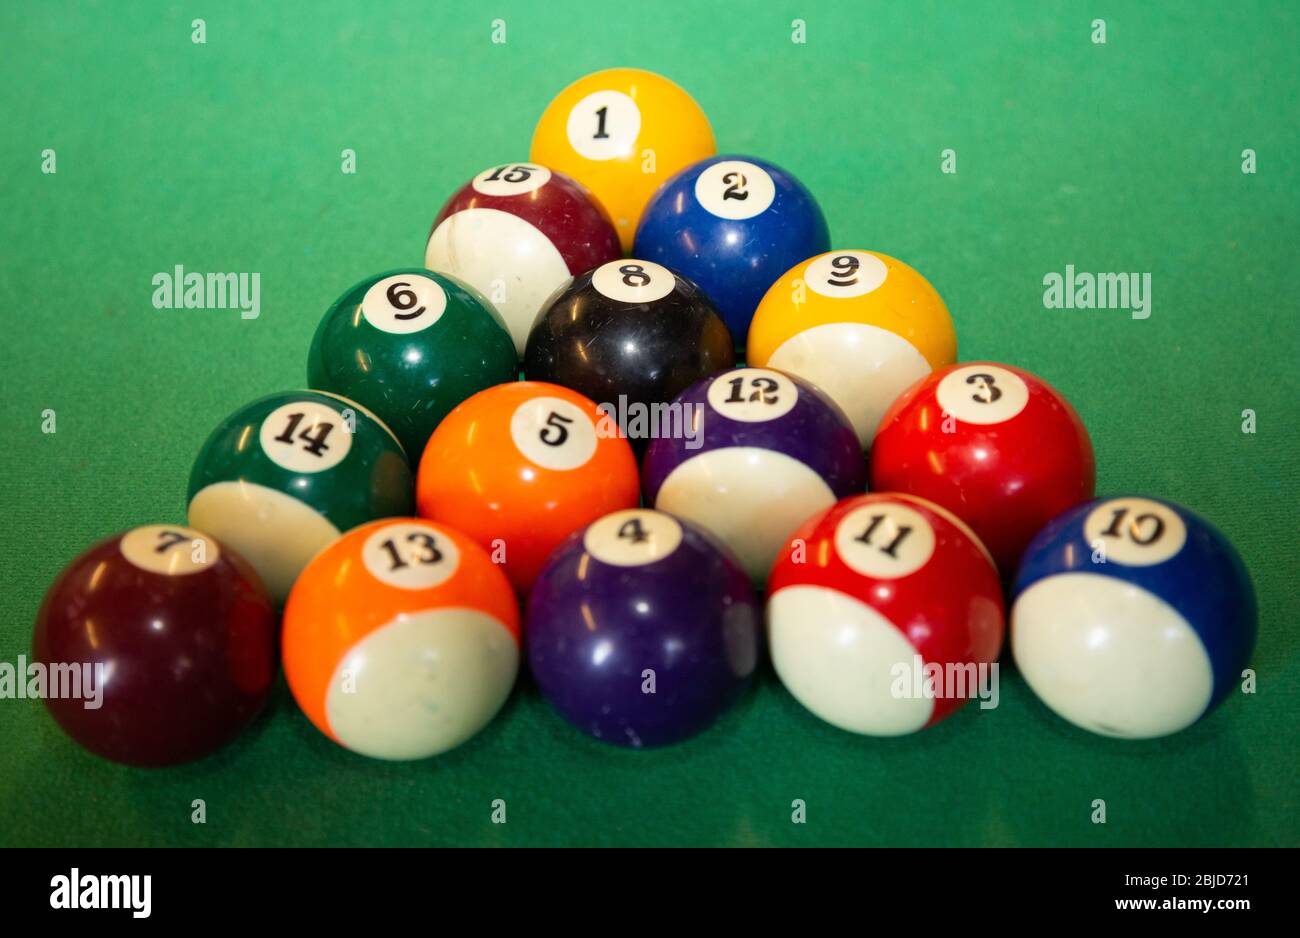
[1012,496,1257,739]
[767,493,1004,736]
[307,268,516,461]
[633,155,830,347]
[871,362,1095,575]
[283,518,520,760]
[31,525,277,766]
[425,162,621,356]
[526,509,760,747]
[416,381,639,593]
[531,67,715,250]
[747,250,957,447]
[642,367,864,583]
[188,390,413,602]
[523,259,734,447]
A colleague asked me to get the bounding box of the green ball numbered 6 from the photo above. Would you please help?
[307,269,518,462]
[187,390,414,602]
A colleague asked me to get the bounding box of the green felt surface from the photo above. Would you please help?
[1,0,1297,847]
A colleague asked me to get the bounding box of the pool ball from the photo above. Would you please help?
[527,509,760,747]
[416,381,639,593]
[871,362,1095,575]
[425,162,621,356]
[633,155,830,348]
[31,525,277,766]
[747,250,957,447]
[642,367,865,583]
[767,493,1004,736]
[188,390,413,602]
[284,518,520,760]
[531,67,715,250]
[1012,496,1257,739]
[307,268,516,461]
[523,259,734,447]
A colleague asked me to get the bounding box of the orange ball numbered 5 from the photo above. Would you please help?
[531,68,716,250]
[283,519,520,761]
[417,381,640,593]
[747,250,957,448]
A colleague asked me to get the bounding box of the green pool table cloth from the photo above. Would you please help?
[1,0,1296,847]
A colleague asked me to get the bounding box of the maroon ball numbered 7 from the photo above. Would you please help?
[31,525,278,767]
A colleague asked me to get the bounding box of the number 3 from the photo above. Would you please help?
[965,373,1002,404]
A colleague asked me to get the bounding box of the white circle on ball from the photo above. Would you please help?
[566,90,640,161]
[362,521,461,591]
[706,368,799,422]
[119,524,219,576]
[509,396,598,471]
[935,364,1030,426]
[834,502,936,579]
[584,509,683,567]
[259,400,353,473]
[806,251,889,299]
[471,162,552,197]
[694,160,776,220]
[590,259,676,304]
[1083,497,1187,567]
[361,274,448,335]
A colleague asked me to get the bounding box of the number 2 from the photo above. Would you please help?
[722,171,749,201]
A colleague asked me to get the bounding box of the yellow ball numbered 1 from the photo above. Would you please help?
[531,68,715,251]
[747,250,957,447]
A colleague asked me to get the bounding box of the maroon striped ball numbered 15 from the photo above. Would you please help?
[425,161,622,356]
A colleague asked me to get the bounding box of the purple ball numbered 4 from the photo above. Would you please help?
[642,367,866,584]
[526,509,760,748]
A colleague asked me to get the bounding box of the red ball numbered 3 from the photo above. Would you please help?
[870,362,1095,575]
[767,493,1004,736]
